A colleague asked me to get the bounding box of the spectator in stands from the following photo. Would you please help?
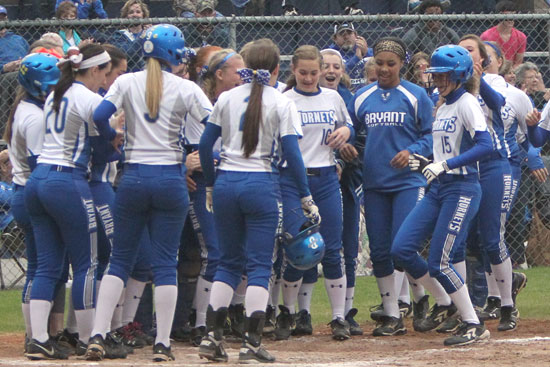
[56,1,93,53]
[363,57,377,84]
[179,0,229,48]
[0,150,14,233]
[405,51,438,103]
[281,0,364,15]
[40,32,65,56]
[0,6,29,74]
[402,0,458,57]
[480,1,526,68]
[55,0,108,19]
[515,61,548,110]
[328,22,373,91]
[500,59,516,86]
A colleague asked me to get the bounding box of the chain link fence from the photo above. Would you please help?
[1,13,550,288]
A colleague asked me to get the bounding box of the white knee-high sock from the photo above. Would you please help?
[110,288,125,331]
[91,275,124,338]
[231,276,247,305]
[154,285,177,347]
[30,300,51,343]
[325,276,346,320]
[22,303,32,338]
[376,273,400,318]
[485,271,500,298]
[194,276,212,327]
[417,273,452,306]
[121,277,146,326]
[448,285,479,324]
[210,281,234,311]
[245,286,269,316]
[345,287,355,315]
[282,279,302,314]
[491,258,513,307]
[297,283,315,313]
[406,272,426,303]
[397,270,410,304]
[75,308,95,344]
[453,261,467,283]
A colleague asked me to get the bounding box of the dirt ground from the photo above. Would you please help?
[1,318,549,366]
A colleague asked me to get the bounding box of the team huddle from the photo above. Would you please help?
[7,20,547,364]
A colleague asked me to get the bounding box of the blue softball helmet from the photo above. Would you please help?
[282,221,325,271]
[426,45,474,83]
[18,53,60,99]
[142,24,186,66]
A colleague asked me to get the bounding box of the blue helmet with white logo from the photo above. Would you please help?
[426,45,473,83]
[141,24,186,66]
[18,53,60,99]
[282,221,325,271]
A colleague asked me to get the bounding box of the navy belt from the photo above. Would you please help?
[306,166,336,176]
[49,165,77,173]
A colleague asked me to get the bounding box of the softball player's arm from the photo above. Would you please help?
[24,109,45,171]
[199,93,224,187]
[333,91,355,144]
[405,90,434,158]
[527,102,550,147]
[94,74,129,141]
[184,81,213,125]
[480,77,505,111]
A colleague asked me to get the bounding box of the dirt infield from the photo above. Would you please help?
[1,319,549,366]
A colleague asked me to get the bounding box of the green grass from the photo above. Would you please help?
[0,267,548,333]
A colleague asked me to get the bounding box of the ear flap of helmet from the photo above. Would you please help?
[282,221,325,271]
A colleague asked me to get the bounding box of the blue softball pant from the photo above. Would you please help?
[281,166,344,282]
[212,171,282,290]
[187,171,220,282]
[391,175,482,293]
[12,185,36,304]
[364,186,424,278]
[105,164,188,286]
[90,181,115,281]
[25,164,97,310]
[340,166,363,288]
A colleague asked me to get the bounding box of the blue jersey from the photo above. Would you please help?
[348,79,434,192]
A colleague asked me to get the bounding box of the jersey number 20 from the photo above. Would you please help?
[45,97,69,134]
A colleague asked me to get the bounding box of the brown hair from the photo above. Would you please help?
[188,46,222,82]
[459,34,489,69]
[241,38,280,158]
[53,43,110,113]
[55,1,77,19]
[120,0,149,18]
[4,87,27,143]
[102,44,127,69]
[200,49,242,103]
[405,51,429,83]
[285,45,322,92]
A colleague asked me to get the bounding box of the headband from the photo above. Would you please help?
[80,51,111,69]
[374,40,410,63]
[57,47,111,71]
[237,68,271,86]
[483,41,502,58]
[320,49,344,64]
[212,52,236,72]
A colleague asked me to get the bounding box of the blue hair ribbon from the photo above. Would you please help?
[237,68,271,86]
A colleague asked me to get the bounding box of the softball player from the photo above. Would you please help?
[86,24,213,362]
[197,38,316,363]
[392,44,493,346]
[24,44,115,360]
[458,35,516,332]
[347,37,433,336]
[4,53,59,351]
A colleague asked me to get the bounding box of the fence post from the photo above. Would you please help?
[229,20,237,51]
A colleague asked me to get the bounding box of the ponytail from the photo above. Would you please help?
[242,81,263,157]
[4,86,27,143]
[145,57,163,120]
[52,61,75,113]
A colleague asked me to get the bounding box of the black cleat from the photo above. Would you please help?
[85,334,106,361]
[263,305,276,335]
[369,303,385,322]
[498,306,519,331]
[153,343,175,362]
[345,308,363,336]
[399,301,412,319]
[511,272,527,304]
[415,303,457,332]
[239,310,275,363]
[274,305,294,340]
[199,333,228,362]
[75,340,87,356]
[54,329,79,352]
[190,326,206,347]
[329,317,351,340]
[229,303,246,338]
[25,338,69,360]
[444,322,490,346]
[292,310,313,336]
[239,341,276,363]
[372,316,406,336]
[412,295,430,331]
[477,296,501,321]
[436,315,462,334]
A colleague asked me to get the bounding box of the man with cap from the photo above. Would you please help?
[328,22,373,92]
[402,0,459,56]
[179,0,230,48]
[0,6,29,74]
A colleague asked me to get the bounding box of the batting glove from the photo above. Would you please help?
[206,186,214,213]
[422,161,449,184]
[409,153,431,172]
[301,195,321,224]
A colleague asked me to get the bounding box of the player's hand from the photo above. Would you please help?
[339,143,358,162]
[390,150,411,169]
[355,36,368,58]
[327,126,350,150]
[206,186,214,213]
[112,129,124,153]
[79,38,95,47]
[2,59,21,73]
[526,109,541,126]
[532,167,549,183]
[336,162,343,181]
[301,195,321,224]
[408,153,431,172]
[473,61,483,79]
[185,151,202,173]
[422,161,449,184]
[186,174,197,192]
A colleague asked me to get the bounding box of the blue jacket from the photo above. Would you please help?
[0,32,29,73]
[55,0,108,19]
[328,42,373,92]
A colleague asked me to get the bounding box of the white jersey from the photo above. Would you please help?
[500,82,532,152]
[538,97,550,132]
[284,87,352,168]
[433,90,488,175]
[39,83,101,169]
[274,81,287,93]
[9,100,45,186]
[104,70,212,165]
[210,83,302,172]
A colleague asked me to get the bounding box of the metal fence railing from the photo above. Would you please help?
[1,13,550,288]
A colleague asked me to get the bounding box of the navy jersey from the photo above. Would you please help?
[348,79,434,192]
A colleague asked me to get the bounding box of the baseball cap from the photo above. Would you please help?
[0,6,8,15]
[334,22,355,35]
[196,0,215,13]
